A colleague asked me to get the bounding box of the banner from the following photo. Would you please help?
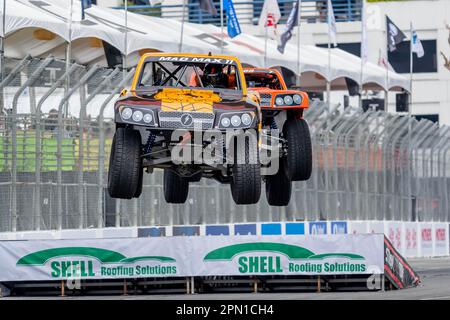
[433,223,449,256]
[224,0,241,38]
[0,235,384,281]
[384,237,420,289]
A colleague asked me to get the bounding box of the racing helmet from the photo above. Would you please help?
[202,64,227,88]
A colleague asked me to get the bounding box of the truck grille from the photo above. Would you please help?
[158,111,215,130]
[259,94,272,107]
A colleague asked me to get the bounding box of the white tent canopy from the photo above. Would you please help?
[1,0,410,92]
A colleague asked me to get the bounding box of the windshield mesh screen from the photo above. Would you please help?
[139,61,241,91]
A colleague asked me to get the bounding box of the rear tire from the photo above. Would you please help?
[108,128,142,199]
[230,135,261,205]
[265,162,292,206]
[164,169,189,204]
[134,168,143,198]
[283,118,312,181]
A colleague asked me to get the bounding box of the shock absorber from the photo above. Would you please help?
[269,117,278,130]
[144,131,156,155]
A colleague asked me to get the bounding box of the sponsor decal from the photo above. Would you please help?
[388,225,402,251]
[180,113,194,127]
[435,228,446,244]
[155,56,236,65]
[204,242,367,275]
[16,247,177,279]
[421,227,432,249]
[309,222,327,235]
[331,222,347,234]
[406,227,417,250]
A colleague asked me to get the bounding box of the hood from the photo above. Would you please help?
[153,88,222,113]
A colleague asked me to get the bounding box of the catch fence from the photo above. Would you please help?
[0,56,448,232]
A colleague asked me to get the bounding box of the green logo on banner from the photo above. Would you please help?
[204,242,366,274]
[17,247,177,278]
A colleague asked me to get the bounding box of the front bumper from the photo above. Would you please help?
[115,104,258,131]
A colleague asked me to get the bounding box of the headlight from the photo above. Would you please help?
[143,113,153,123]
[241,113,252,126]
[121,107,132,120]
[221,117,231,128]
[275,97,284,106]
[284,95,293,105]
[132,110,143,122]
[231,115,242,127]
[293,94,302,104]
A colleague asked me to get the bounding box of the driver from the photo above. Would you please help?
[201,64,228,88]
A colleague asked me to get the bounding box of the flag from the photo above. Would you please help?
[224,0,241,38]
[386,16,406,52]
[277,0,301,54]
[411,29,424,58]
[378,49,387,68]
[378,49,394,71]
[361,1,368,64]
[327,0,337,47]
[81,0,92,20]
[258,0,281,40]
[199,0,218,16]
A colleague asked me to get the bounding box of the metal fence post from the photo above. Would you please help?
[34,63,80,231]
[425,127,450,221]
[441,139,450,222]
[309,102,339,220]
[97,69,134,228]
[77,68,119,228]
[0,55,32,89]
[341,111,371,220]
[430,128,450,222]
[56,65,99,230]
[10,56,54,231]
[82,67,120,228]
[328,107,355,220]
[412,123,437,221]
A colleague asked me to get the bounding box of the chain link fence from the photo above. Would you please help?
[0,57,449,232]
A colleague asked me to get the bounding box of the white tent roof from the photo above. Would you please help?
[2,0,410,92]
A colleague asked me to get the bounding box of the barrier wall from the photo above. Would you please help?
[0,234,384,281]
[0,220,447,258]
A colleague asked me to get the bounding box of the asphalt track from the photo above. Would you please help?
[4,257,450,300]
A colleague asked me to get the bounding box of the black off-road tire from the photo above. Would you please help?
[134,168,143,198]
[265,162,292,206]
[108,128,142,199]
[230,136,261,205]
[164,169,189,204]
[283,118,312,181]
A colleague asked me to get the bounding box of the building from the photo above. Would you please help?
[118,0,450,125]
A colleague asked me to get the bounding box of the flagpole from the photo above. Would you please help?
[65,0,74,118]
[123,0,128,79]
[179,0,186,52]
[409,22,413,116]
[220,0,224,53]
[296,0,301,85]
[359,0,365,109]
[264,26,268,67]
[408,21,413,222]
[385,15,389,112]
[327,2,331,117]
[0,0,6,113]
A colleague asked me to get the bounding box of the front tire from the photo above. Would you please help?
[108,127,142,199]
[265,162,292,206]
[164,169,189,204]
[230,136,261,205]
[283,118,312,181]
